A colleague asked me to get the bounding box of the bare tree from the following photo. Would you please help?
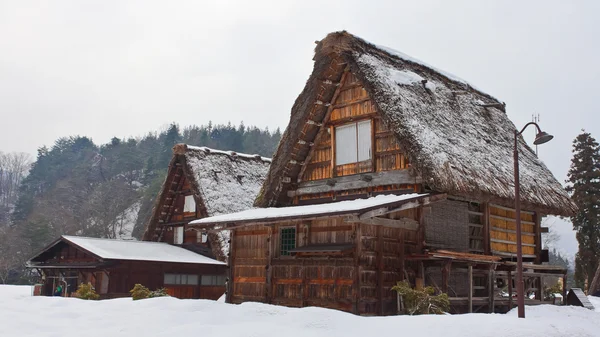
[0,152,32,224]
[0,227,25,284]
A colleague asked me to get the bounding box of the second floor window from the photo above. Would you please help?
[335,120,372,166]
[183,195,196,214]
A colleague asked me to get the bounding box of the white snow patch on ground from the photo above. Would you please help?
[1,285,599,337]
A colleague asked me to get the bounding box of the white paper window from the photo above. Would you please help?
[183,195,196,213]
[335,123,358,165]
[357,120,372,161]
[335,120,372,165]
[174,226,184,244]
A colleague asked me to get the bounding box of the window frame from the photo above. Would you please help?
[279,226,297,257]
[183,195,196,215]
[334,119,373,169]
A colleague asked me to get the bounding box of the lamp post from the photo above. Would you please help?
[514,122,553,318]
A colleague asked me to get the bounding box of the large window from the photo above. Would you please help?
[335,120,372,165]
[280,227,296,256]
[164,274,199,285]
[183,195,196,214]
[201,275,226,286]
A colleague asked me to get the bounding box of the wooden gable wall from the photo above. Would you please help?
[301,72,410,182]
[147,156,204,246]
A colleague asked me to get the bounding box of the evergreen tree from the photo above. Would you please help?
[566,131,600,290]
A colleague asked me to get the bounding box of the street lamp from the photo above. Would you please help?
[514,122,553,318]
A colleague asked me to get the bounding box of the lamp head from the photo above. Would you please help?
[533,131,553,145]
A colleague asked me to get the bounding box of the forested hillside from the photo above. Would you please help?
[0,122,280,283]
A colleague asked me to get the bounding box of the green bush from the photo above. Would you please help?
[130,284,151,300]
[149,288,169,298]
[392,281,449,315]
[74,282,100,300]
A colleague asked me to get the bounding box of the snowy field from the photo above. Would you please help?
[1,285,599,337]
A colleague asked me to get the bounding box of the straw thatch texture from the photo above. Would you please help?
[256,31,575,216]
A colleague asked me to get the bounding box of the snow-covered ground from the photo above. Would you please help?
[1,285,599,337]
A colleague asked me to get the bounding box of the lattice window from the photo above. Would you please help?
[280,227,296,256]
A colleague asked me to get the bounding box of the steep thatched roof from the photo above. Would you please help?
[143,144,271,259]
[256,31,575,216]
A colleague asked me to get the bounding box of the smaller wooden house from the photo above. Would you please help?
[143,144,271,261]
[27,235,226,299]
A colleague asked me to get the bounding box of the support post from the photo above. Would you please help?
[441,260,452,293]
[488,266,495,313]
[514,130,525,318]
[468,264,473,313]
[508,270,513,309]
[562,274,567,305]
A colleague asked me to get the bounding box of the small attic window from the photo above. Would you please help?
[183,195,196,214]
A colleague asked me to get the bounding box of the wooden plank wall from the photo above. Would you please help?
[230,210,420,315]
[230,225,269,303]
[302,71,409,182]
[489,204,537,257]
[358,208,418,315]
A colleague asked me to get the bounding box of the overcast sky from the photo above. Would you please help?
[1,0,598,257]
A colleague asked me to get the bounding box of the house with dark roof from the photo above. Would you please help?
[191,31,574,315]
[143,144,271,261]
[27,235,226,299]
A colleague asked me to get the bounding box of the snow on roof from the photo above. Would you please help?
[183,145,271,217]
[257,31,575,216]
[63,236,224,265]
[191,193,428,225]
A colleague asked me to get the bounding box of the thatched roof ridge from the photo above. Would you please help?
[143,144,271,260]
[256,31,575,216]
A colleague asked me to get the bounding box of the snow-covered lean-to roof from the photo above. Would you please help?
[143,144,271,260]
[256,31,575,216]
[192,193,430,226]
[31,235,225,265]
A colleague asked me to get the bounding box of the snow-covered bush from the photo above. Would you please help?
[392,281,449,315]
[149,288,169,298]
[130,284,169,300]
[74,282,100,300]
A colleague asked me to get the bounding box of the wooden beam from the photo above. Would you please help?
[226,230,235,304]
[354,223,362,315]
[483,203,490,255]
[350,216,419,230]
[488,267,495,313]
[289,170,421,197]
[266,226,273,304]
[468,264,473,313]
[508,270,513,309]
[297,68,350,183]
[441,260,452,293]
[377,225,384,316]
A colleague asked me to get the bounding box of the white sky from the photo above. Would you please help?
[1,0,598,257]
